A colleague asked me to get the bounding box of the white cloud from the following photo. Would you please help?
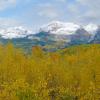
[0,18,23,27]
[67,0,100,24]
[81,0,100,23]
[56,0,66,2]
[77,0,100,7]
[0,0,16,11]
[38,4,59,19]
[67,4,80,14]
[76,0,100,14]
[38,9,58,19]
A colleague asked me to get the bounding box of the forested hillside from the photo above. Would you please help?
[0,44,100,100]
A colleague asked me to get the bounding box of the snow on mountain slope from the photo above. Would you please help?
[0,21,99,39]
[84,23,98,34]
[83,24,99,42]
[0,26,32,39]
[39,21,80,35]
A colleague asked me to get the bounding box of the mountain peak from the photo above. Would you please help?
[0,26,32,39]
[40,21,80,35]
[84,23,98,34]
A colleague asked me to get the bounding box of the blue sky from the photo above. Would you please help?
[0,0,99,31]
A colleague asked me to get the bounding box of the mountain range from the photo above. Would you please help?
[0,21,100,51]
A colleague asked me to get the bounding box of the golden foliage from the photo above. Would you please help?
[0,44,99,100]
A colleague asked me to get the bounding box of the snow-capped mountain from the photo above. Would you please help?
[39,21,80,35]
[70,28,91,44]
[84,23,98,34]
[0,21,100,51]
[38,21,100,43]
[0,21,99,40]
[91,27,100,43]
[0,26,32,39]
[36,21,98,43]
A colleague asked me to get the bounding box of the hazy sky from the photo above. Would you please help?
[0,0,100,30]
